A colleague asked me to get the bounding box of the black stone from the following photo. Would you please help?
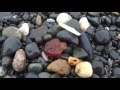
[109,50,120,60]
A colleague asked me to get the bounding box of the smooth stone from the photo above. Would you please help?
[75,61,93,78]
[25,72,38,78]
[2,26,22,40]
[49,13,58,19]
[12,49,27,72]
[2,56,12,67]
[0,66,7,77]
[36,15,42,26]
[101,16,111,26]
[0,35,7,43]
[47,18,55,23]
[43,20,57,29]
[35,37,43,45]
[111,12,119,16]
[87,16,100,27]
[2,37,22,56]
[95,30,110,45]
[88,12,100,16]
[65,19,80,32]
[69,12,81,19]
[0,12,12,19]
[18,23,29,36]
[109,31,117,37]
[111,16,116,24]
[109,50,120,60]
[38,72,51,78]
[116,17,120,27]
[43,34,52,41]
[29,25,48,40]
[86,26,95,36]
[113,67,120,77]
[25,42,41,59]
[56,30,79,45]
[47,59,71,76]
[92,60,105,76]
[37,57,48,68]
[73,47,88,59]
[79,17,90,31]
[22,12,29,21]
[47,25,62,36]
[28,63,43,74]
[56,13,72,24]
[22,36,32,45]
[95,45,104,52]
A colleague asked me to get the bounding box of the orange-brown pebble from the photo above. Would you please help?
[68,56,81,66]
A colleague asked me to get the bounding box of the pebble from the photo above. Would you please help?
[57,30,79,45]
[22,36,32,45]
[116,17,120,27]
[92,60,105,76]
[41,51,49,61]
[117,33,120,39]
[50,74,61,78]
[75,61,93,78]
[109,25,117,31]
[68,56,81,66]
[18,23,29,36]
[25,42,41,59]
[12,49,27,72]
[2,56,12,67]
[44,38,67,59]
[87,16,100,27]
[109,50,120,60]
[0,66,7,77]
[28,63,43,74]
[79,17,90,31]
[38,72,51,78]
[56,13,72,24]
[47,25,62,36]
[47,59,71,75]
[25,72,38,78]
[73,47,88,59]
[88,12,100,17]
[0,35,7,43]
[95,30,110,45]
[111,12,119,16]
[43,34,52,41]
[2,37,22,56]
[37,57,48,68]
[69,12,81,20]
[113,67,120,77]
[47,18,55,22]
[2,26,22,40]
[22,12,29,21]
[36,15,42,26]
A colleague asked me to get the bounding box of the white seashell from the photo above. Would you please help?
[47,18,55,22]
[41,51,48,61]
[59,23,81,36]
[79,17,90,31]
[18,23,29,36]
[56,13,72,24]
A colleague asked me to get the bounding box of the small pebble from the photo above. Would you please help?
[19,23,29,36]
[68,56,81,66]
[36,15,42,26]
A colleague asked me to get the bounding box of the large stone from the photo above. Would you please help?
[2,37,22,56]
[44,38,67,59]
[2,26,22,40]
[56,30,79,45]
[12,49,27,72]
[25,42,41,59]
[47,59,71,75]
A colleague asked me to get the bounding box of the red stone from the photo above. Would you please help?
[44,38,67,58]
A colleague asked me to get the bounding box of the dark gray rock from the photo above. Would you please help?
[2,37,22,56]
[113,67,120,78]
[37,57,48,68]
[56,30,79,45]
[109,50,120,60]
[73,47,88,59]
[38,72,51,78]
[88,12,100,17]
[69,12,81,19]
[25,42,41,59]
[25,72,38,78]
[2,56,12,67]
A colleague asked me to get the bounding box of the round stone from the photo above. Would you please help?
[75,61,93,78]
[38,72,51,78]
[95,30,110,45]
[0,66,7,77]
[56,13,72,24]
[25,72,38,78]
[36,15,42,26]
[2,56,12,67]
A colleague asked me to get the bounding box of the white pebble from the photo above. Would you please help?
[56,13,72,24]
[47,18,55,22]
[79,17,90,31]
[59,23,81,36]
[75,61,93,78]
[41,51,48,61]
[18,23,29,36]
[105,27,109,31]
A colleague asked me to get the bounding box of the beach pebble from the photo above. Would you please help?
[36,15,42,26]
[56,13,72,24]
[75,61,93,78]
[19,23,29,36]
